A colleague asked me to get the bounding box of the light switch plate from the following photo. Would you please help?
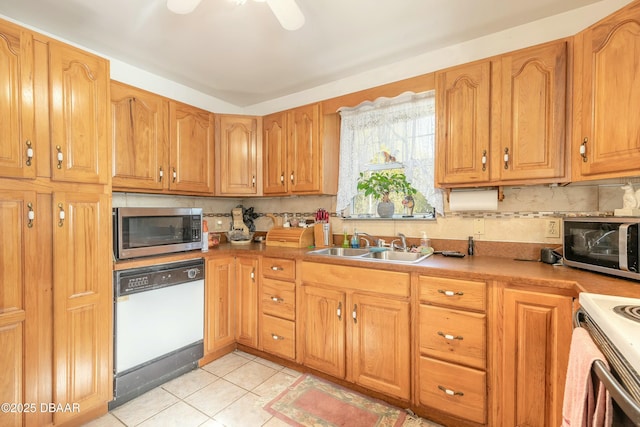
[473,218,485,235]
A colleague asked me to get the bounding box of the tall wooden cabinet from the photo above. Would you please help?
[215,115,260,196]
[203,256,236,364]
[0,18,112,426]
[262,104,339,196]
[436,40,569,187]
[235,256,260,348]
[573,0,640,180]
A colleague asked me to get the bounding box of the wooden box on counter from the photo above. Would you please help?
[266,227,314,248]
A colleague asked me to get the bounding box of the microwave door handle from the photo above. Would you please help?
[619,224,630,271]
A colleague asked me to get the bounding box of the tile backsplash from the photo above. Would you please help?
[113,180,638,245]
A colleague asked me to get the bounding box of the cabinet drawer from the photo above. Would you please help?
[262,257,296,281]
[419,305,486,369]
[419,356,486,425]
[419,275,486,312]
[261,314,295,360]
[262,278,295,320]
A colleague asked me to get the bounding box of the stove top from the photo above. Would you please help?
[579,293,640,373]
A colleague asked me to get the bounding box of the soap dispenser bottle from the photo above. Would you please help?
[350,229,360,248]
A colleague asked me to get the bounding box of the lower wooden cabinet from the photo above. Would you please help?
[235,256,259,348]
[261,314,295,360]
[495,286,573,427]
[203,256,235,363]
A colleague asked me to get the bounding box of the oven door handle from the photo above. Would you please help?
[619,224,631,271]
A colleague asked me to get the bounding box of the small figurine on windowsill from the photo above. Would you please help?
[614,183,640,216]
[402,195,415,217]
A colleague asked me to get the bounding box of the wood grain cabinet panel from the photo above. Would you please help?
[203,256,235,362]
[111,81,168,191]
[573,1,640,180]
[0,21,35,180]
[235,256,259,348]
[49,42,109,184]
[215,115,259,196]
[262,112,288,194]
[261,314,295,360]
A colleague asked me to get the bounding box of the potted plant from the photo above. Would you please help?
[357,171,418,218]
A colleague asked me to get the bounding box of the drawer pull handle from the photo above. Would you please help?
[438,385,464,396]
[271,296,284,303]
[337,302,342,320]
[27,202,35,228]
[437,331,463,341]
[271,266,284,271]
[437,289,464,297]
[271,333,284,341]
[56,145,63,169]
[352,304,357,323]
[26,140,33,166]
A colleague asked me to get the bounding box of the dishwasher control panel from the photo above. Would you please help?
[115,259,204,297]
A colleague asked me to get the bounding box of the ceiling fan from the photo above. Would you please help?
[166,0,305,31]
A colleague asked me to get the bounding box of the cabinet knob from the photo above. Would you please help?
[172,167,177,183]
[56,145,63,169]
[27,202,35,228]
[57,203,65,227]
[481,149,487,172]
[352,304,357,323]
[437,385,464,397]
[271,296,284,303]
[503,147,509,169]
[336,302,342,320]
[280,173,285,185]
[580,137,588,162]
[159,167,164,182]
[271,333,284,341]
[437,289,464,297]
[437,331,464,341]
[271,266,283,271]
[25,140,33,166]
[290,171,294,183]
[252,175,256,187]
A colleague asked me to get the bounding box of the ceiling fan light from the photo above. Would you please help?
[167,0,202,14]
[266,0,305,31]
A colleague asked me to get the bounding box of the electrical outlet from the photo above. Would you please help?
[545,219,560,238]
[473,218,485,235]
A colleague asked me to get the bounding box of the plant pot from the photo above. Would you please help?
[377,201,395,218]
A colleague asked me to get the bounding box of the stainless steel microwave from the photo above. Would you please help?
[563,217,640,281]
[113,207,202,260]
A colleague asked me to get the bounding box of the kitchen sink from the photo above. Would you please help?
[307,247,431,264]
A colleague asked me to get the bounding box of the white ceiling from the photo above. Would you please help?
[0,0,604,107]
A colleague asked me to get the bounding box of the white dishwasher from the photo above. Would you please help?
[110,259,204,409]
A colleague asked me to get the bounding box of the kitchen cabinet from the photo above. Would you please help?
[215,115,260,196]
[572,1,640,180]
[260,257,296,360]
[301,262,411,400]
[436,40,568,187]
[0,21,35,180]
[52,191,112,426]
[262,103,339,196]
[169,101,215,194]
[50,41,109,185]
[235,256,260,348]
[111,81,169,191]
[417,275,487,425]
[203,256,236,364]
[493,286,572,427]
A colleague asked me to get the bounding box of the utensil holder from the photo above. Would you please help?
[314,223,332,248]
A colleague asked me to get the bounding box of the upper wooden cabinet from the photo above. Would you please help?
[493,40,568,182]
[111,81,169,191]
[169,101,215,194]
[573,1,640,180]
[215,115,260,196]
[49,41,109,184]
[436,40,569,187]
[263,103,339,196]
[0,21,35,180]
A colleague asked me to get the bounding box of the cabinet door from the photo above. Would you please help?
[301,285,345,378]
[0,190,37,427]
[111,81,168,191]
[235,256,259,348]
[350,293,410,400]
[288,104,321,193]
[0,22,35,179]
[52,191,111,425]
[204,256,235,357]
[436,61,491,185]
[49,42,109,184]
[216,115,258,195]
[496,41,567,182]
[575,1,640,179]
[169,102,214,194]
[263,112,288,195]
[499,288,572,427]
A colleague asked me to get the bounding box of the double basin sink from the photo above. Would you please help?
[307,247,431,264]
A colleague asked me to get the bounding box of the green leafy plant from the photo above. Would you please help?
[356,171,417,203]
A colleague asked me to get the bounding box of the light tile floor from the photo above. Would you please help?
[83,350,442,427]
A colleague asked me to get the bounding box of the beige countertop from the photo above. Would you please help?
[113,243,640,299]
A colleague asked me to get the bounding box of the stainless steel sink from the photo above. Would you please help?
[307,247,431,264]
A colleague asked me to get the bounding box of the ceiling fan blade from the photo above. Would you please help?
[266,0,305,31]
[167,0,203,14]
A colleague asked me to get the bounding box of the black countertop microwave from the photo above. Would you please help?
[563,217,640,281]
[113,207,202,260]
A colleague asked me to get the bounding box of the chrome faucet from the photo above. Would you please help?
[391,233,408,251]
[357,232,382,248]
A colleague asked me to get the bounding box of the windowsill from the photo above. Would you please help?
[342,214,436,221]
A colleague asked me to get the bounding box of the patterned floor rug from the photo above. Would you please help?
[264,374,407,427]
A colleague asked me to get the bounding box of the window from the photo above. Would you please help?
[336,90,443,218]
